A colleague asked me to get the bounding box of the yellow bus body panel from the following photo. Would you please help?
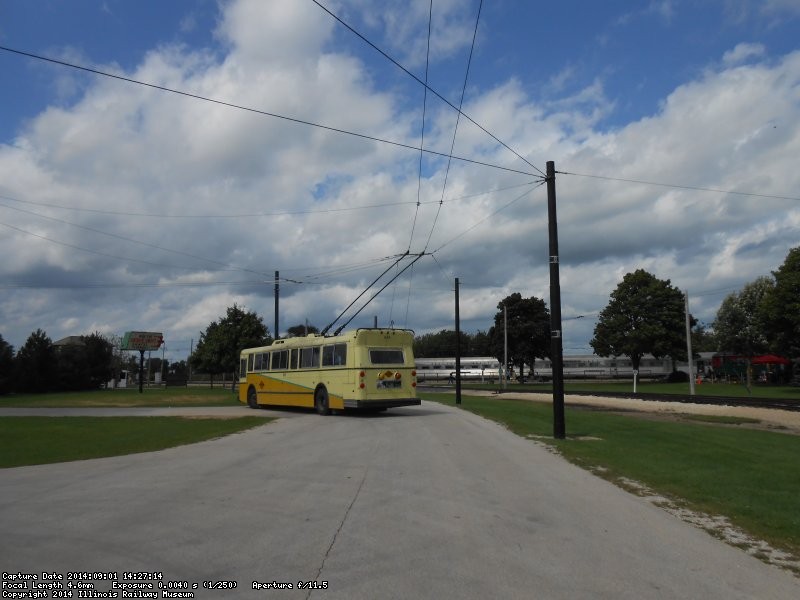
[238,328,418,411]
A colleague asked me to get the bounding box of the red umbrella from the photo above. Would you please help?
[751,354,791,365]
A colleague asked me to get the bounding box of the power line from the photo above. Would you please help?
[310,0,547,178]
[407,0,434,254]
[0,219,241,273]
[431,180,544,254]
[0,279,268,290]
[0,45,539,178]
[0,200,275,278]
[423,0,484,254]
[557,170,800,202]
[0,183,535,219]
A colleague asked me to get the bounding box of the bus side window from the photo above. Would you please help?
[240,357,247,378]
[334,343,347,365]
[290,348,298,370]
[272,350,288,370]
[323,344,346,366]
[248,354,254,372]
[301,347,320,369]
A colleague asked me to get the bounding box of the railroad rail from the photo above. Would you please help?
[547,390,800,412]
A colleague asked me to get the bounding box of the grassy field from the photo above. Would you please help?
[0,386,241,407]
[454,380,800,399]
[0,416,268,468]
[422,392,800,563]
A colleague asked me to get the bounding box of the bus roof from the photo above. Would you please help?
[241,328,414,354]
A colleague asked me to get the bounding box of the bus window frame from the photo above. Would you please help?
[322,343,348,367]
[300,346,320,369]
[272,349,289,370]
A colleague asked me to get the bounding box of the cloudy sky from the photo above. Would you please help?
[1,0,799,361]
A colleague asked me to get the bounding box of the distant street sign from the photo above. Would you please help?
[121,331,164,351]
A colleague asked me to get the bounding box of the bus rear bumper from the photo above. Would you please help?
[343,398,421,409]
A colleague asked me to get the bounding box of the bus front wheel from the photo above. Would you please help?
[315,387,330,416]
[247,386,258,409]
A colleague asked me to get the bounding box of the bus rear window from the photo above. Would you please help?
[369,348,404,364]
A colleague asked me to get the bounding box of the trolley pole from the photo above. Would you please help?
[547,161,566,439]
[455,277,462,405]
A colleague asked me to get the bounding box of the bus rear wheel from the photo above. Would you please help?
[314,387,330,416]
[247,386,258,409]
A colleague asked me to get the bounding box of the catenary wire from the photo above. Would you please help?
[430,180,545,254]
[423,0,483,253]
[407,0,434,253]
[557,170,800,202]
[310,0,546,178]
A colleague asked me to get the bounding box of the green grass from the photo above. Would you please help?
[422,392,800,559]
[0,416,268,468]
[454,380,800,399]
[0,386,240,407]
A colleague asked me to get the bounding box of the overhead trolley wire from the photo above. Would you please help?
[320,251,417,335]
[310,0,546,178]
[430,180,545,254]
[423,0,484,253]
[557,170,800,202]
[331,252,427,336]
[407,0,434,254]
[0,45,538,178]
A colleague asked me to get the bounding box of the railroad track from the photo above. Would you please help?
[421,385,800,412]
[563,390,800,412]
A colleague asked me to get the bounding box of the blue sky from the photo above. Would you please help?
[1,0,799,361]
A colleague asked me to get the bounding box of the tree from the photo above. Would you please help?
[691,321,717,353]
[82,332,115,389]
[190,304,270,388]
[714,277,772,356]
[487,293,550,375]
[413,330,492,358]
[0,334,14,395]
[286,323,320,337]
[714,276,773,388]
[414,330,469,358]
[15,329,57,393]
[759,246,800,357]
[591,270,686,372]
[168,360,189,378]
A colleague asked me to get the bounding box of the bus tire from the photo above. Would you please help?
[315,386,330,416]
[247,386,258,409]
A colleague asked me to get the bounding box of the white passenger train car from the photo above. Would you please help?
[414,357,501,382]
[416,354,674,382]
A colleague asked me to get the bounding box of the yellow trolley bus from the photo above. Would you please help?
[238,328,420,414]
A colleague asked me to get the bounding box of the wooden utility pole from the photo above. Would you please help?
[546,161,566,439]
[274,270,279,339]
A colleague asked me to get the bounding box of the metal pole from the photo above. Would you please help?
[685,291,695,395]
[547,161,566,439]
[503,304,508,390]
[138,350,145,394]
[274,270,280,339]
[455,277,462,405]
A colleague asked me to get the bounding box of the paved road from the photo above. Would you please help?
[1,402,798,599]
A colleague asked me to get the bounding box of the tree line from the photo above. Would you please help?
[0,330,115,394]
[2,248,796,394]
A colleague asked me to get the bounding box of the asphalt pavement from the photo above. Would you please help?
[1,401,797,599]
